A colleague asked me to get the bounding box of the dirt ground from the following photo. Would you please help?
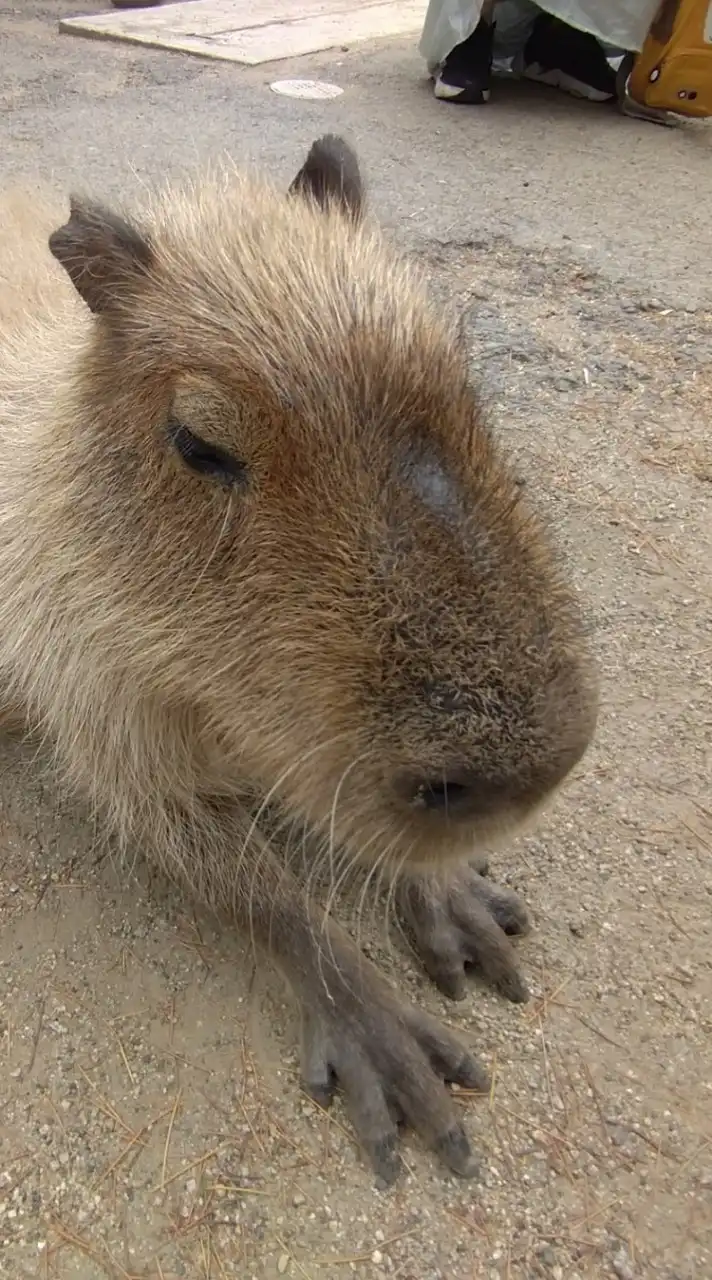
[1,6,711,1280]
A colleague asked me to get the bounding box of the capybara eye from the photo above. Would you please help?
[167,418,249,490]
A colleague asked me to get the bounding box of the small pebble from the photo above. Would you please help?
[612,1247,635,1280]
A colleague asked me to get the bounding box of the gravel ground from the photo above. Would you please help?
[1,6,711,1280]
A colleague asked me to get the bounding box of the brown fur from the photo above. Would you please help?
[0,137,598,1184]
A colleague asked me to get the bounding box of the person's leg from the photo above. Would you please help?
[520,11,618,100]
[430,0,496,102]
[433,0,496,103]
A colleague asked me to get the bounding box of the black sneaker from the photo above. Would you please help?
[521,14,617,102]
[434,17,495,104]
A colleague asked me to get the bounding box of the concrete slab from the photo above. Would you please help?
[60,0,427,66]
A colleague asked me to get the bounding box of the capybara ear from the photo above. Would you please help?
[288,135,364,222]
[49,197,154,315]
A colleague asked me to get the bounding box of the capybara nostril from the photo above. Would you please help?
[402,773,484,818]
[400,770,527,821]
[420,778,474,815]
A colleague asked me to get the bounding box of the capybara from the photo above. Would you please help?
[0,136,598,1184]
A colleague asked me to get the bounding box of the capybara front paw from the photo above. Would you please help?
[398,862,531,1004]
[298,964,489,1186]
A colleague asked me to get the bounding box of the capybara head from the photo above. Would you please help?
[47,135,598,872]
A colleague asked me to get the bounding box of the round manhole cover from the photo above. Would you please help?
[269,79,344,100]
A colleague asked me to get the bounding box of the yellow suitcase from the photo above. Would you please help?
[628,0,712,118]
